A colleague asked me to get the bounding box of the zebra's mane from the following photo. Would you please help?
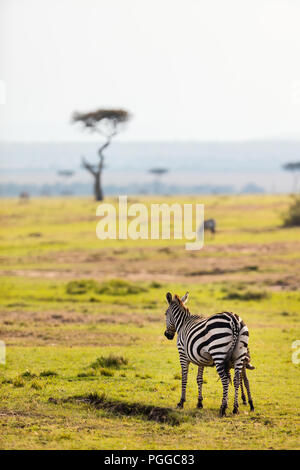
[174,295,190,315]
[190,311,232,322]
[189,314,206,321]
[173,295,207,321]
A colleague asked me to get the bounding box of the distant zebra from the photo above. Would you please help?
[164,292,254,416]
[19,191,30,203]
[203,218,216,234]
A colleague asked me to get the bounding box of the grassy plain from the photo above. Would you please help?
[0,194,299,449]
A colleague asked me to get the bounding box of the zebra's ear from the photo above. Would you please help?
[166,292,172,304]
[181,292,189,304]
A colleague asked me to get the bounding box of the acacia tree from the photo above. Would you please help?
[72,108,131,200]
[282,161,300,194]
[148,168,168,194]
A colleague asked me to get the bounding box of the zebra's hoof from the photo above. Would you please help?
[177,401,184,409]
[233,406,239,414]
[219,405,227,417]
[197,401,203,409]
[242,400,247,405]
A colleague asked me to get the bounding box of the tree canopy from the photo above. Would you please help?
[72,108,131,137]
[282,162,300,172]
[71,107,131,201]
[282,161,300,194]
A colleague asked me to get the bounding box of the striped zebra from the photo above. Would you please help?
[164,292,254,416]
[199,219,216,236]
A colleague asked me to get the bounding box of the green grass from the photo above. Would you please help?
[0,195,300,449]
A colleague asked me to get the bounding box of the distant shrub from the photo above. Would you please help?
[90,354,128,370]
[66,278,147,296]
[282,196,300,227]
[224,289,269,301]
[243,265,259,272]
[97,279,147,296]
[1,378,12,384]
[149,281,162,289]
[100,368,114,377]
[21,370,37,379]
[280,311,290,317]
[12,377,25,388]
[77,369,97,378]
[135,373,150,379]
[145,301,157,309]
[142,374,151,379]
[66,279,99,295]
[86,392,106,402]
[39,370,58,377]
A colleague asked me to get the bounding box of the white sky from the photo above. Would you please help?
[1,0,300,142]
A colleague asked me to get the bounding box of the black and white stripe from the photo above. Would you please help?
[164,292,254,416]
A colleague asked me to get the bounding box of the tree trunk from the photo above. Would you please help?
[293,173,299,194]
[81,142,107,201]
[94,170,103,201]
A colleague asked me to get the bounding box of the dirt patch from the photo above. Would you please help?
[49,394,181,426]
[0,309,159,326]
[0,323,140,347]
[4,241,300,284]
[0,308,160,346]
[188,265,259,276]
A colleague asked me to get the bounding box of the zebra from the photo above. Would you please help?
[164,292,254,416]
[199,218,216,236]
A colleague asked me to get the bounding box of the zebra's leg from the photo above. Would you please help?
[196,365,204,408]
[215,363,230,417]
[240,370,247,405]
[233,366,242,414]
[177,355,189,408]
[242,368,254,411]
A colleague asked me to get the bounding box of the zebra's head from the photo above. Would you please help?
[164,291,189,340]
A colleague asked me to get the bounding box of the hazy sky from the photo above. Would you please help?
[1,0,300,142]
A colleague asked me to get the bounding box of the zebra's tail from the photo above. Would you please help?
[223,316,240,382]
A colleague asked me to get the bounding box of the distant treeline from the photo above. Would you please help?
[0,181,264,197]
